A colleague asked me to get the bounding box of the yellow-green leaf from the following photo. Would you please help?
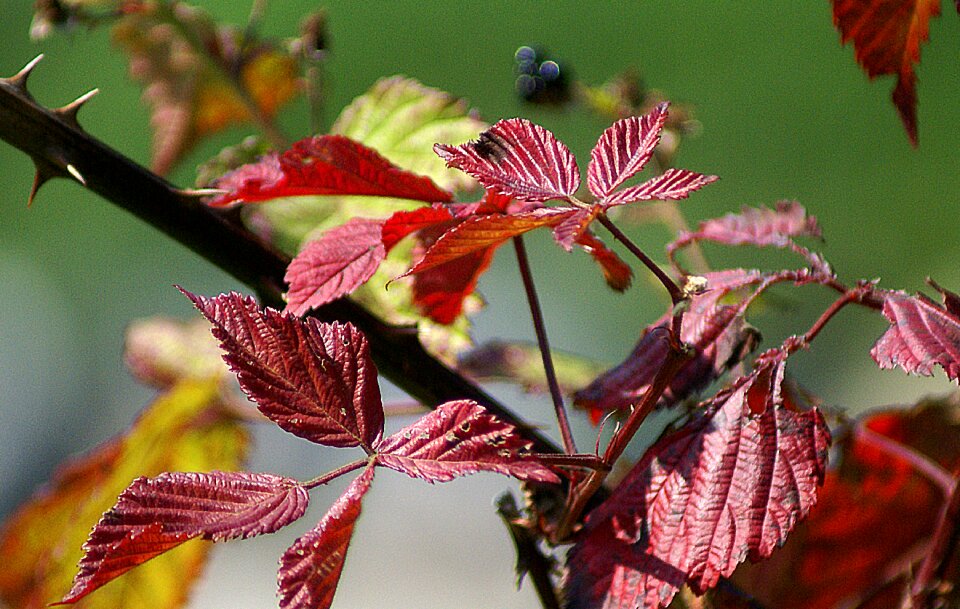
[0,380,249,609]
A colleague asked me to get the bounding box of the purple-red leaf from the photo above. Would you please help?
[434,118,580,203]
[412,246,496,325]
[574,269,764,422]
[402,207,576,277]
[284,218,386,317]
[61,472,308,604]
[185,291,384,449]
[601,167,718,208]
[210,135,452,206]
[574,229,633,292]
[380,205,455,251]
[374,400,560,484]
[587,102,669,198]
[278,466,375,609]
[565,353,830,609]
[871,284,960,383]
[668,202,822,255]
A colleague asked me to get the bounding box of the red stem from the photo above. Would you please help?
[598,214,684,305]
[513,236,578,455]
[303,458,370,490]
[911,469,960,608]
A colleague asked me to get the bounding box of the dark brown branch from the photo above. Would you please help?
[0,57,560,455]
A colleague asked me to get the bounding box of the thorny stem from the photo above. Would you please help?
[555,339,688,541]
[513,236,578,455]
[154,1,289,149]
[597,213,685,305]
[303,458,370,490]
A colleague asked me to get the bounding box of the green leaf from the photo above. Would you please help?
[0,380,249,609]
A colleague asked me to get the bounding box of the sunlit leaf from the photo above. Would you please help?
[210,135,452,207]
[285,218,387,316]
[61,472,309,604]
[112,3,300,174]
[435,118,580,203]
[374,400,559,483]
[0,380,248,609]
[566,350,830,608]
[278,466,375,609]
[601,167,718,208]
[587,103,669,198]
[332,76,488,192]
[871,282,960,383]
[185,291,384,450]
[734,394,960,609]
[831,0,942,144]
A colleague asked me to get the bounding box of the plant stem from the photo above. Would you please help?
[513,236,577,455]
[303,458,370,489]
[0,60,561,457]
[597,214,684,305]
[911,470,960,608]
[802,285,870,344]
[555,340,687,541]
[854,425,956,496]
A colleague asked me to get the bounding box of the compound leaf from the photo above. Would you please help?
[278,466,375,609]
[61,472,309,604]
[210,135,452,207]
[186,291,384,450]
[285,218,387,316]
[871,283,960,383]
[435,118,580,203]
[831,0,942,144]
[566,351,830,608]
[375,400,560,484]
[587,102,669,198]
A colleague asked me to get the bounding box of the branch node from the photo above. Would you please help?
[55,88,99,128]
[3,54,44,96]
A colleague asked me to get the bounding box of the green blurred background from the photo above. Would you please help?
[1,2,958,608]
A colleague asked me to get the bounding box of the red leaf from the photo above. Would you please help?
[871,285,960,383]
[565,354,830,609]
[374,400,560,484]
[831,0,942,144]
[284,218,387,317]
[574,229,633,292]
[574,269,764,422]
[552,205,601,251]
[210,135,452,206]
[587,102,669,198]
[185,291,384,449]
[413,246,495,324]
[380,205,455,251]
[668,202,821,255]
[402,207,576,276]
[735,397,960,609]
[61,472,308,604]
[278,466,375,609]
[601,167,718,208]
[434,118,580,203]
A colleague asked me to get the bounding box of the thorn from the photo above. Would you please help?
[65,164,86,185]
[4,54,44,95]
[176,187,227,199]
[28,161,61,207]
[55,88,99,128]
